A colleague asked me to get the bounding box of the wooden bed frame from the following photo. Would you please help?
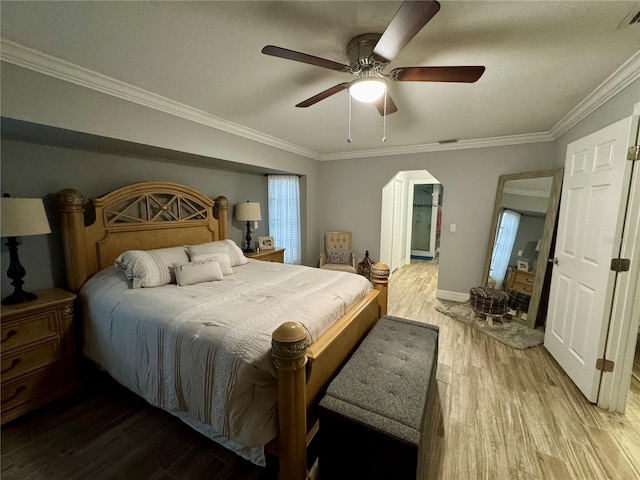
[56,182,389,480]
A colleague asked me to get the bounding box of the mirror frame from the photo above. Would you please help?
[481,168,564,329]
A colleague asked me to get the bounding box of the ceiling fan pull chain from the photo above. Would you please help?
[347,94,353,143]
[382,91,387,142]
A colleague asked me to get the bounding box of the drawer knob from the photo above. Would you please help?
[1,358,21,374]
[1,330,17,343]
[4,385,27,402]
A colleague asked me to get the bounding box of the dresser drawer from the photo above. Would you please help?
[1,365,64,412]
[1,339,62,382]
[512,280,534,293]
[1,312,58,350]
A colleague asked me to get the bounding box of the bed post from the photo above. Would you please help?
[371,262,390,317]
[56,189,88,293]
[272,322,310,480]
[213,196,228,240]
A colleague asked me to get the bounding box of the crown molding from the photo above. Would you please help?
[0,39,321,161]
[503,187,550,198]
[317,132,553,161]
[2,38,638,162]
[549,49,640,140]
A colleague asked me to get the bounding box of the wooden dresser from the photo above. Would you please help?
[246,248,285,263]
[507,269,535,295]
[1,288,78,424]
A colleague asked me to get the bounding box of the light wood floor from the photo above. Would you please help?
[389,260,640,480]
[2,260,639,479]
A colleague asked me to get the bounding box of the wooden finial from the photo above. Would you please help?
[371,262,390,316]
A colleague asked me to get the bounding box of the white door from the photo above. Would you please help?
[544,116,636,401]
[391,177,404,272]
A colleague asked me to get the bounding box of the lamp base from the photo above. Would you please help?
[2,289,37,305]
[243,221,255,254]
[3,236,38,305]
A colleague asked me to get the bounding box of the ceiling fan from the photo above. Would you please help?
[261,0,485,116]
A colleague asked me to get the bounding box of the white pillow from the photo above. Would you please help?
[115,246,189,288]
[174,260,224,286]
[222,239,249,266]
[188,249,234,275]
[187,240,248,267]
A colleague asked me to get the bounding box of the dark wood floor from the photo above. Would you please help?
[1,371,277,480]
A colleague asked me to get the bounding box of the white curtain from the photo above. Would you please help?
[268,175,301,264]
[489,209,521,289]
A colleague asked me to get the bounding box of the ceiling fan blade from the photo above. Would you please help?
[390,66,485,83]
[296,83,350,108]
[375,94,399,116]
[262,45,350,72]
[373,0,441,63]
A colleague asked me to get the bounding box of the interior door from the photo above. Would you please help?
[544,116,636,401]
[391,177,404,272]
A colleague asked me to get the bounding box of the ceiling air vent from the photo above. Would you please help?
[438,138,458,144]
[618,2,640,28]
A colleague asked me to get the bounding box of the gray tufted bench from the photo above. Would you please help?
[318,315,439,480]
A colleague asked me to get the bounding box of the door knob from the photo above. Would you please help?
[548,257,559,265]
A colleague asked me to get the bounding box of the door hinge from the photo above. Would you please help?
[596,358,615,372]
[628,145,639,161]
[610,258,631,272]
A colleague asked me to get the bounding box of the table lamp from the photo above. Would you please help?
[235,201,261,253]
[1,195,52,305]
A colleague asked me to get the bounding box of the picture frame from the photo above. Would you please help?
[258,236,275,250]
[517,260,529,272]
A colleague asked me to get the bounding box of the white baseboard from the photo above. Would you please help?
[436,290,469,302]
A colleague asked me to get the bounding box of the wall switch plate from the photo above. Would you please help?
[450,224,456,233]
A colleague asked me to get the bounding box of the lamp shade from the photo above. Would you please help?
[235,202,262,222]
[1,197,52,238]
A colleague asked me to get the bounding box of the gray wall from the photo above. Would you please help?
[553,79,640,166]
[509,215,546,269]
[0,139,270,295]
[317,143,557,295]
[0,62,323,285]
[1,63,638,299]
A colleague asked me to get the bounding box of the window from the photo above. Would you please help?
[268,175,301,264]
[489,209,520,289]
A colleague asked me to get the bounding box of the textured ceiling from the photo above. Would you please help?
[1,1,639,158]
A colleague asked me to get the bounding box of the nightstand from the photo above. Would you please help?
[1,288,78,424]
[246,248,285,263]
[507,269,535,294]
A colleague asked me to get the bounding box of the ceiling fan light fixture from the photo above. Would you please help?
[349,77,387,103]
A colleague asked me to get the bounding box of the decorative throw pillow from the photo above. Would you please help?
[187,247,234,275]
[173,260,224,286]
[114,246,189,288]
[187,240,248,267]
[326,248,352,265]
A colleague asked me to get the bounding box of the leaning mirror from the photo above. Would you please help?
[481,168,563,329]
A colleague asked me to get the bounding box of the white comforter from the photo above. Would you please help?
[79,259,372,465]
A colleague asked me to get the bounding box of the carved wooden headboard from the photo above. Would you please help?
[57,182,228,292]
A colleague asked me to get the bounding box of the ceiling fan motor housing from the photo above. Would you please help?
[346,33,385,73]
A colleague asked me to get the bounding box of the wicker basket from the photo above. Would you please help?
[507,289,531,312]
[469,287,509,316]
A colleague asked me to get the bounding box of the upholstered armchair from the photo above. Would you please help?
[319,231,357,274]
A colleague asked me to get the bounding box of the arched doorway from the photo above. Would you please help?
[379,170,443,272]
